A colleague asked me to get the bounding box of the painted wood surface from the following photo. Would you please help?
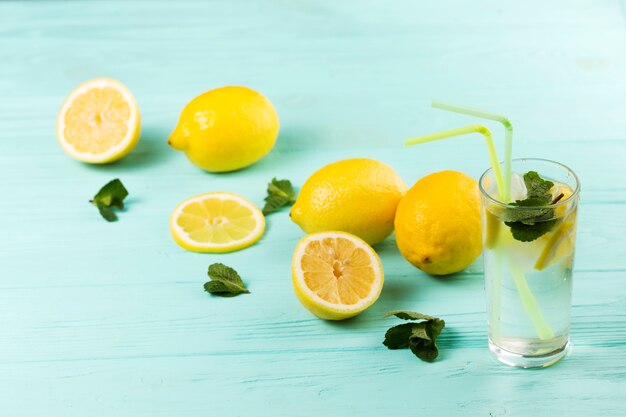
[1,1,625,416]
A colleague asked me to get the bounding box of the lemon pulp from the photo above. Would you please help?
[292,231,383,320]
[170,192,265,253]
[56,78,140,163]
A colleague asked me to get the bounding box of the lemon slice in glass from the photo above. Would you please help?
[292,231,384,320]
[56,78,140,163]
[534,218,576,271]
[170,192,265,253]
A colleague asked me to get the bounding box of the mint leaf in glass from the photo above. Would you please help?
[502,171,560,242]
[523,171,554,202]
[505,219,558,242]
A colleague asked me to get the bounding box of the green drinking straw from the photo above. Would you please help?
[404,124,506,199]
[431,101,513,202]
[510,263,555,340]
[404,104,554,342]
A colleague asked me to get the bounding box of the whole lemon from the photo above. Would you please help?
[168,86,279,172]
[395,170,481,275]
[290,158,406,245]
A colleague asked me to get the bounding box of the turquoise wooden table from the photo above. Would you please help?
[2,1,626,416]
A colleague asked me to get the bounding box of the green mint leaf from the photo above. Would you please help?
[96,203,117,222]
[524,171,554,201]
[513,198,550,208]
[384,310,437,321]
[383,310,445,362]
[204,263,250,297]
[501,171,558,242]
[262,178,296,215]
[426,317,446,339]
[208,263,244,284]
[268,178,295,199]
[408,323,439,362]
[91,179,128,222]
[263,195,292,215]
[500,201,552,224]
[383,323,415,349]
[204,280,249,297]
[505,219,558,242]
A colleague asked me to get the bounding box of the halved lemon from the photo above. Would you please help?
[292,231,384,320]
[170,192,265,253]
[56,78,140,163]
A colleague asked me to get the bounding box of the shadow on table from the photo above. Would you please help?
[80,127,175,171]
[437,327,461,353]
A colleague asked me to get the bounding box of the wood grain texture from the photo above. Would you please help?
[1,1,625,416]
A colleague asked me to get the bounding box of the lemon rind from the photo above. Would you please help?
[292,231,384,315]
[169,192,265,253]
[56,78,141,164]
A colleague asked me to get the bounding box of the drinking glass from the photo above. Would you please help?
[479,158,580,368]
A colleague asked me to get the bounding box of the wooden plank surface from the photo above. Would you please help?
[1,1,625,416]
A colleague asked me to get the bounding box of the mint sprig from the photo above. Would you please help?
[506,219,558,242]
[503,171,559,242]
[262,178,296,215]
[204,263,250,297]
[90,179,128,222]
[383,310,445,362]
[523,171,554,203]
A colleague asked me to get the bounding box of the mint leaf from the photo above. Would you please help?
[268,178,295,199]
[96,203,117,222]
[204,263,250,297]
[384,310,438,321]
[383,310,445,362]
[505,219,558,242]
[524,171,554,202]
[383,323,415,349]
[204,280,249,297]
[500,199,552,224]
[90,179,128,222]
[408,322,439,362]
[262,178,296,215]
[263,195,292,215]
[502,171,558,242]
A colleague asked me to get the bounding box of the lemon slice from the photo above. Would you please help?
[484,208,501,249]
[292,231,384,320]
[534,217,576,271]
[170,192,265,253]
[56,78,140,163]
[551,184,574,217]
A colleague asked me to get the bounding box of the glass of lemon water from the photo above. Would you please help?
[479,158,580,368]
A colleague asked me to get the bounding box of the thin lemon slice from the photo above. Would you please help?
[292,231,384,320]
[484,208,501,249]
[534,217,576,271]
[551,184,574,217]
[170,192,265,253]
[56,78,140,163]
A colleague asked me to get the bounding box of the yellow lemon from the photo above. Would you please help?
[290,158,406,245]
[395,171,482,275]
[56,78,140,163]
[168,86,279,172]
[292,231,384,320]
[170,192,265,253]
